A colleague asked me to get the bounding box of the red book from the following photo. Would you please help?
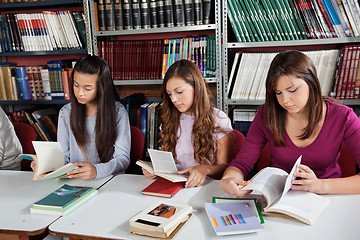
[142,177,184,198]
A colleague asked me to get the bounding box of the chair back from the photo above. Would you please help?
[257,142,271,172]
[126,126,145,174]
[229,129,245,161]
[12,122,36,171]
[338,142,356,177]
[12,122,36,154]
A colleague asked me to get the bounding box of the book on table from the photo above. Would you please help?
[31,184,97,216]
[205,202,264,236]
[136,149,187,182]
[142,177,185,198]
[19,141,77,181]
[130,200,192,239]
[242,155,331,225]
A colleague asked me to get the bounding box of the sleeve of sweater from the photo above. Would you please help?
[343,107,360,171]
[0,108,22,170]
[94,103,131,178]
[57,104,71,164]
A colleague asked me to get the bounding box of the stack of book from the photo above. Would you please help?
[227,0,360,42]
[130,201,192,238]
[228,49,340,100]
[31,184,97,216]
[96,0,212,31]
[0,11,86,52]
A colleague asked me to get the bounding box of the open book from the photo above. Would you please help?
[242,155,330,225]
[19,141,77,181]
[136,149,187,182]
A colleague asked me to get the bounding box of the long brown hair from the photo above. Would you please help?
[160,59,225,165]
[69,55,120,163]
[263,50,323,146]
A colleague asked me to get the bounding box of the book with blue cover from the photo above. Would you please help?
[31,184,97,215]
[205,202,263,236]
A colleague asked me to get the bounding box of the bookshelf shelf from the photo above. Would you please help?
[0,100,70,105]
[113,78,217,86]
[0,0,83,10]
[0,49,88,57]
[226,37,360,49]
[95,24,216,37]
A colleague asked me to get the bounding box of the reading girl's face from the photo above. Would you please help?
[166,76,194,115]
[274,74,309,115]
[73,71,98,106]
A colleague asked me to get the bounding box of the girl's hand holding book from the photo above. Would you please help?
[178,165,208,188]
[67,161,97,180]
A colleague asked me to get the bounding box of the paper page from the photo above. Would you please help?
[242,167,288,208]
[136,160,154,174]
[37,163,77,180]
[148,149,178,174]
[281,155,302,199]
[157,173,187,182]
[33,141,65,176]
[268,190,331,225]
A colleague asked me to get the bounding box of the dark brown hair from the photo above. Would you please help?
[160,59,226,165]
[263,50,323,146]
[69,55,120,163]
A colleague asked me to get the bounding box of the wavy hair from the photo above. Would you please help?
[263,50,323,146]
[69,55,120,163]
[160,59,226,165]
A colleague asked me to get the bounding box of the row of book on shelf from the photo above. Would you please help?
[0,59,76,101]
[227,0,360,42]
[228,45,360,100]
[0,11,86,52]
[96,0,212,31]
[98,35,216,80]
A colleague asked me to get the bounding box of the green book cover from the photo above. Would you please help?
[32,189,97,212]
[231,0,253,42]
[269,0,292,40]
[252,0,274,41]
[227,0,245,42]
[236,0,260,41]
[212,197,265,224]
[285,0,307,39]
[33,184,94,209]
[278,0,300,40]
[260,0,284,41]
[242,0,267,41]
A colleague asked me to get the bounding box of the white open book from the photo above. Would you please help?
[20,141,77,181]
[242,155,331,225]
[136,149,187,182]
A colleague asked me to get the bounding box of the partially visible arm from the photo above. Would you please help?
[57,106,71,164]
[220,166,250,198]
[0,108,22,170]
[292,164,360,194]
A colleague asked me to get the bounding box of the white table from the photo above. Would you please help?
[49,174,360,240]
[0,170,112,240]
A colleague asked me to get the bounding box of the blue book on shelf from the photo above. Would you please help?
[205,202,263,236]
[322,0,347,37]
[47,60,65,100]
[15,66,32,100]
[140,103,150,141]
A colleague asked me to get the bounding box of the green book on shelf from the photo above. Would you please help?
[278,0,300,40]
[230,0,252,42]
[285,0,307,39]
[252,0,274,41]
[242,0,267,41]
[260,0,284,41]
[31,184,97,216]
[269,0,292,40]
[227,0,245,42]
[236,0,260,42]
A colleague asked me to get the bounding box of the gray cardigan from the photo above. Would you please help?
[0,107,22,170]
[57,102,131,179]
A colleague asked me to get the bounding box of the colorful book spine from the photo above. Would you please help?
[15,66,32,100]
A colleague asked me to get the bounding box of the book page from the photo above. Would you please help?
[32,141,65,176]
[242,167,288,208]
[148,149,178,174]
[136,160,154,174]
[281,155,302,199]
[267,190,331,225]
